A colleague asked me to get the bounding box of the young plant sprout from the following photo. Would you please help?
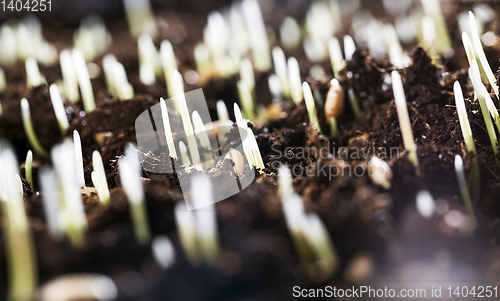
[303,37,328,63]
[203,11,231,77]
[21,98,47,156]
[0,23,17,66]
[152,235,176,269]
[469,11,499,98]
[272,47,290,99]
[174,202,199,264]
[1,145,37,301]
[416,190,435,219]
[103,54,118,95]
[348,88,362,123]
[192,111,214,167]
[278,165,293,197]
[454,81,480,202]
[74,14,112,62]
[194,43,210,74]
[25,57,44,88]
[391,70,419,168]
[268,74,282,103]
[240,58,255,93]
[17,15,57,65]
[73,130,86,188]
[302,82,322,134]
[328,37,344,78]
[0,67,5,93]
[305,0,335,45]
[280,16,301,50]
[49,84,70,135]
[123,0,158,39]
[72,49,96,112]
[51,140,88,247]
[25,150,33,187]
[469,62,500,166]
[242,0,271,71]
[246,127,265,172]
[118,143,151,244]
[59,50,79,104]
[173,70,202,170]
[287,57,303,104]
[39,166,63,239]
[113,61,135,100]
[161,40,179,98]
[461,32,476,67]
[237,80,255,120]
[216,100,230,124]
[343,35,356,61]
[160,97,178,159]
[92,150,110,205]
[234,103,255,168]
[368,157,393,189]
[179,141,192,173]
[325,79,344,124]
[454,155,474,216]
[138,34,161,86]
[420,0,452,57]
[421,15,438,58]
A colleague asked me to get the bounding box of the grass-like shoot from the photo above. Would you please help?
[72,49,96,112]
[328,37,344,78]
[368,157,393,189]
[0,67,5,93]
[216,100,230,124]
[240,58,255,93]
[25,150,33,187]
[173,70,202,170]
[421,0,452,57]
[179,141,192,172]
[118,143,151,245]
[278,165,293,198]
[161,40,179,99]
[343,35,356,61]
[237,80,255,120]
[454,155,474,216]
[194,43,210,75]
[25,57,44,88]
[234,103,255,168]
[422,16,438,58]
[49,84,70,135]
[21,98,48,156]
[272,47,290,99]
[74,14,112,62]
[469,11,499,98]
[242,0,271,71]
[59,50,80,104]
[73,130,86,188]
[280,16,301,50]
[138,34,161,86]
[453,81,480,203]
[288,57,303,104]
[416,190,435,219]
[1,145,37,301]
[174,202,199,264]
[103,54,134,100]
[268,74,283,103]
[51,140,88,247]
[192,111,214,167]
[103,54,118,95]
[39,166,63,239]
[0,23,17,66]
[246,127,265,172]
[123,0,158,39]
[348,88,362,123]
[160,97,178,159]
[91,150,110,206]
[391,70,419,168]
[302,82,322,134]
[462,32,476,67]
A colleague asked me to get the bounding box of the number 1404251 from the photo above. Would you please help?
[1,0,51,12]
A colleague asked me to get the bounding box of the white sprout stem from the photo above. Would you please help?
[422,16,438,57]
[278,165,293,198]
[483,86,500,134]
[391,71,418,167]
[234,103,255,168]
[240,58,255,92]
[190,173,219,262]
[118,143,151,244]
[454,155,474,216]
[328,37,344,78]
[469,11,499,98]
[301,213,339,275]
[123,0,158,39]
[0,24,17,66]
[21,98,47,156]
[25,57,43,88]
[151,235,176,269]
[192,111,214,167]
[469,62,500,165]
[138,33,161,77]
[161,40,178,99]
[194,43,210,72]
[348,88,362,123]
[25,150,33,187]
[416,190,435,218]
[272,47,291,98]
[343,35,356,61]
[160,98,177,159]
[174,203,199,264]
[103,54,118,94]
[113,61,134,100]
[246,127,265,172]
[280,16,301,50]
[179,141,192,173]
[268,74,282,103]
[173,70,202,171]
[49,84,70,134]
[51,140,88,247]
[287,57,303,104]
[72,49,96,112]
[73,130,86,188]
[237,80,255,120]
[242,0,271,71]
[92,150,110,205]
[462,32,476,68]
[59,49,80,103]
[1,147,37,301]
[39,166,63,238]
[0,67,6,93]
[420,0,452,56]
[216,100,230,123]
[302,82,322,133]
